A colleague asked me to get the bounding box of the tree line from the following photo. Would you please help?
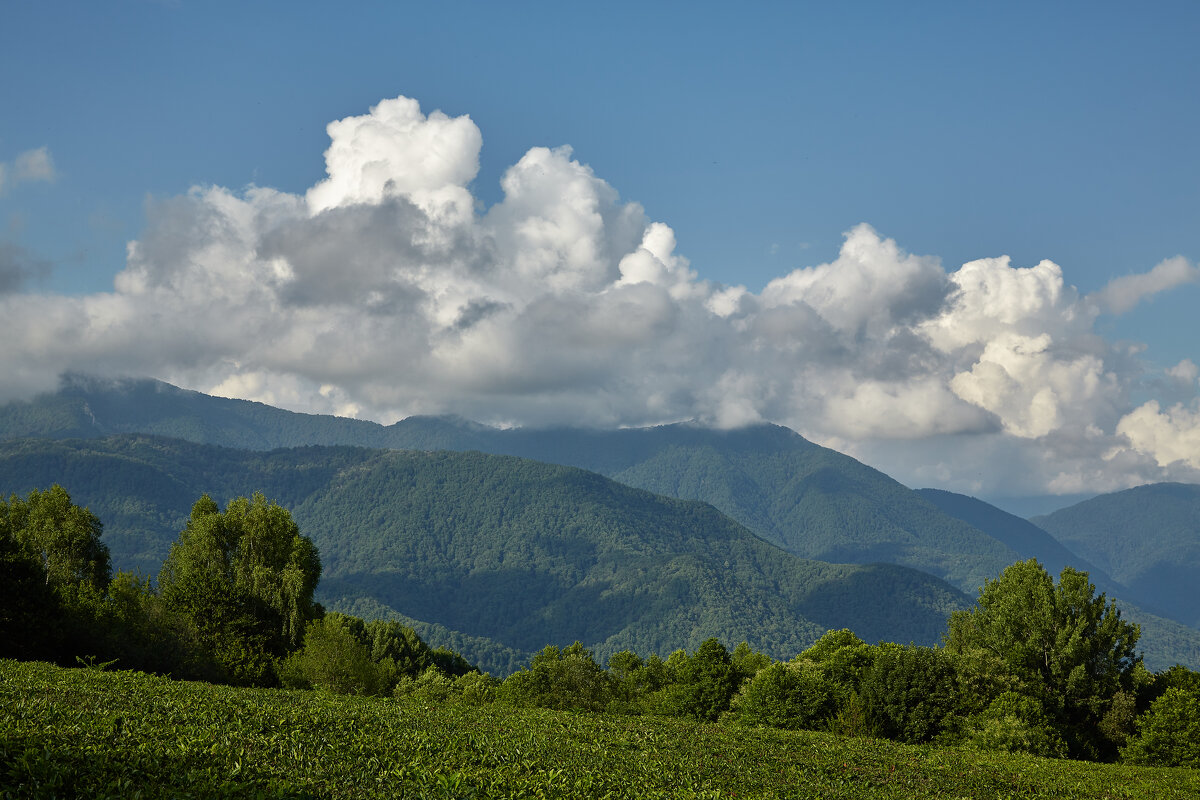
[1,485,1197,769]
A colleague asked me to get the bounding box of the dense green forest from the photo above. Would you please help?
[3,484,1199,777]
[0,435,970,674]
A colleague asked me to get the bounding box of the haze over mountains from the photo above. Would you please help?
[2,375,1199,671]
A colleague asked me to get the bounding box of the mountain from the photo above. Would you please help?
[0,377,1022,594]
[1033,483,1200,630]
[915,488,1108,580]
[918,487,1200,671]
[0,434,969,674]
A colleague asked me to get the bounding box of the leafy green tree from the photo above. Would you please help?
[860,644,959,744]
[963,691,1067,758]
[676,638,738,721]
[158,493,321,685]
[1121,687,1200,767]
[88,571,220,680]
[944,559,1141,758]
[281,613,381,695]
[796,629,875,690]
[794,629,876,737]
[0,517,60,659]
[731,641,771,684]
[1,485,110,598]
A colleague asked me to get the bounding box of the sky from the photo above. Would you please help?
[2,1,1199,503]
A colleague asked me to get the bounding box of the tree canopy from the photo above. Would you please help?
[158,492,321,684]
[945,559,1141,758]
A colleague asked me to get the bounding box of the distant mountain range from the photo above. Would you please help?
[1034,483,1200,630]
[2,375,1199,671]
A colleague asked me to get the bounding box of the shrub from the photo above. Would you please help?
[732,661,836,731]
[1122,687,1200,768]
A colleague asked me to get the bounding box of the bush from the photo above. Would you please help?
[963,692,1067,758]
[498,643,614,712]
[861,645,958,744]
[282,614,382,695]
[1122,687,1200,768]
[732,661,836,731]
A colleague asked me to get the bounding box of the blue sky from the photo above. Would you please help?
[2,1,1199,500]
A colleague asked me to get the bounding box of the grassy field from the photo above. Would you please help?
[1,660,1195,799]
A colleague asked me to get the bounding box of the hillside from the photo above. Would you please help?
[0,377,1024,594]
[0,435,968,674]
[916,488,1102,578]
[919,487,1200,671]
[1033,483,1200,630]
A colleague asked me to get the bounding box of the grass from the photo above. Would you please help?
[1,660,1195,799]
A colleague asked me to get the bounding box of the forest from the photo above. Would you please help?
[3,483,1198,787]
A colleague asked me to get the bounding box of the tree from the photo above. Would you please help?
[732,661,836,731]
[0,485,110,598]
[676,638,738,721]
[0,515,60,659]
[944,559,1141,759]
[499,642,614,711]
[282,613,382,695]
[963,691,1067,758]
[860,644,959,743]
[158,493,321,685]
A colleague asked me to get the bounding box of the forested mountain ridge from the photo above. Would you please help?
[1033,483,1200,630]
[1,377,1023,593]
[918,487,1200,671]
[0,434,969,674]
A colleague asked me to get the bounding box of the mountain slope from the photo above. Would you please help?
[0,378,1022,594]
[1033,483,1200,630]
[0,435,969,673]
[918,487,1200,671]
[915,488,1107,580]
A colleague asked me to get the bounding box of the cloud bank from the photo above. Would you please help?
[2,97,1198,496]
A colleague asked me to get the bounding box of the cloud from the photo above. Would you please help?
[0,147,56,193]
[0,242,51,293]
[1116,400,1200,471]
[1088,255,1200,315]
[0,96,1196,496]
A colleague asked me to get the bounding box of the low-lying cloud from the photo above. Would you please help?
[2,97,1197,496]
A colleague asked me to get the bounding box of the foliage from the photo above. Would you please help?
[4,659,1200,800]
[1121,687,1200,768]
[673,638,739,722]
[963,692,1068,758]
[732,661,836,730]
[945,558,1141,758]
[158,493,321,685]
[0,484,110,599]
[0,513,60,659]
[860,644,959,744]
[280,613,382,695]
[499,642,615,712]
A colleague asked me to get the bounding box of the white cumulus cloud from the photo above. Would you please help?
[0,96,1196,496]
